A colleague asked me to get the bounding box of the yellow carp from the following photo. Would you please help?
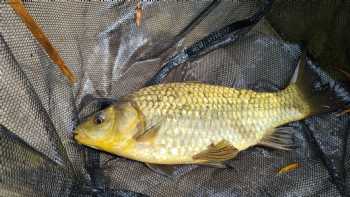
[74,55,333,174]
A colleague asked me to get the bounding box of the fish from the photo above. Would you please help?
[74,53,335,176]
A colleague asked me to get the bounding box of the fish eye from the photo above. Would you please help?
[94,113,105,125]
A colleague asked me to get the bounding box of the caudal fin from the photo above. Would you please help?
[291,50,338,115]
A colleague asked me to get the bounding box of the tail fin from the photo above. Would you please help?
[291,50,336,115]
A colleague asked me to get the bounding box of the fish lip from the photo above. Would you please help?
[73,129,89,142]
[72,130,78,137]
[73,131,100,150]
[72,129,79,139]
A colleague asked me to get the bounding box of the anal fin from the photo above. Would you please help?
[258,127,295,151]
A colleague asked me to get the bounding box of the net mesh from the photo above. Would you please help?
[0,1,349,196]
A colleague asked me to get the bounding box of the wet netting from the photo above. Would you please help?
[1,0,350,196]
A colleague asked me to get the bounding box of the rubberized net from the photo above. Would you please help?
[0,1,349,196]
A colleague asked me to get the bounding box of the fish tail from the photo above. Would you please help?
[292,51,336,115]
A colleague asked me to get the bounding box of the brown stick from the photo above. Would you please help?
[135,1,142,28]
[9,0,76,84]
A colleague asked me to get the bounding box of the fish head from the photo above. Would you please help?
[74,102,141,154]
[74,105,117,150]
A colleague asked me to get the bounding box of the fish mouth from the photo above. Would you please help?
[73,130,100,150]
[73,129,89,143]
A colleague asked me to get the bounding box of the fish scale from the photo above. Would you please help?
[126,82,307,163]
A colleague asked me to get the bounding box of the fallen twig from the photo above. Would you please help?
[9,0,76,84]
[135,1,142,28]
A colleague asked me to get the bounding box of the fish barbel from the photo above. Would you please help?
[74,55,333,173]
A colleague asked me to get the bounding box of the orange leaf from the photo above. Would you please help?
[277,162,300,174]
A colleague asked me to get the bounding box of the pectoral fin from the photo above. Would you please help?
[129,100,160,143]
[133,125,160,143]
[192,140,239,163]
[145,163,178,177]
